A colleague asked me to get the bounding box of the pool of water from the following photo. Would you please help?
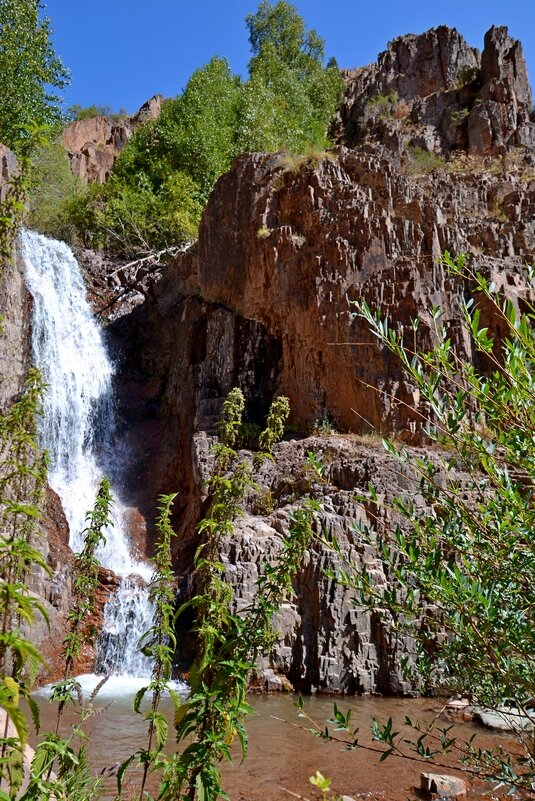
[33,680,509,800]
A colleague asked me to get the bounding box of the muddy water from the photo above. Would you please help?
[33,689,507,800]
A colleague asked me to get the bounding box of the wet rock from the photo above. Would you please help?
[257,668,294,693]
[475,705,535,732]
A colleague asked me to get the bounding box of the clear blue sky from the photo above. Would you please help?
[44,0,535,114]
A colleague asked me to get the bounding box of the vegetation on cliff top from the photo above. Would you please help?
[47,1,343,257]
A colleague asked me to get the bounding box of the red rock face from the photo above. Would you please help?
[194,147,534,438]
[335,26,534,157]
[61,95,163,184]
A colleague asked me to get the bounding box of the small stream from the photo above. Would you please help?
[33,688,503,801]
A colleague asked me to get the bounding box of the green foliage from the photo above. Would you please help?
[343,253,535,789]
[258,395,290,454]
[309,770,332,801]
[67,171,202,257]
[239,1,343,154]
[71,2,342,257]
[0,368,48,789]
[62,479,112,679]
[66,104,127,122]
[117,494,180,801]
[404,146,446,176]
[0,126,49,270]
[0,0,69,151]
[28,140,83,242]
[156,389,318,801]
[366,91,400,120]
[114,58,241,204]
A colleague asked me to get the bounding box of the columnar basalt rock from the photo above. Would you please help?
[468,27,535,155]
[335,25,534,158]
[194,148,534,438]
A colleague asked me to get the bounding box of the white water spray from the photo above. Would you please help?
[21,229,154,678]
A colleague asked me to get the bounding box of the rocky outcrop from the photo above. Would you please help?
[0,146,32,412]
[192,147,534,438]
[208,435,430,694]
[100,26,535,693]
[469,27,534,155]
[61,94,163,183]
[335,26,534,158]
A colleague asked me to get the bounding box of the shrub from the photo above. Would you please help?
[404,146,446,176]
[66,104,127,122]
[366,90,400,119]
[344,253,535,789]
[28,140,83,243]
[68,171,202,256]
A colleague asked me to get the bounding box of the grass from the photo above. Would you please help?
[271,148,338,191]
[403,147,447,176]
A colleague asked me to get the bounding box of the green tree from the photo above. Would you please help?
[28,140,83,242]
[70,2,343,257]
[337,253,535,789]
[66,104,127,122]
[239,1,343,153]
[0,0,69,151]
[114,58,241,202]
[246,0,324,72]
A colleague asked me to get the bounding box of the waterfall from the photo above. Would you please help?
[21,229,154,678]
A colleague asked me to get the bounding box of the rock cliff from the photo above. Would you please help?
[5,25,535,691]
[334,26,534,157]
[61,94,163,183]
[103,25,535,693]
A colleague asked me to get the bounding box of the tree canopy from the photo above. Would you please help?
[0,0,69,151]
[67,1,343,255]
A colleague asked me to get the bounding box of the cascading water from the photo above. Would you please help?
[21,229,154,678]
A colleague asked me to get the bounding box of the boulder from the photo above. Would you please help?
[421,773,467,800]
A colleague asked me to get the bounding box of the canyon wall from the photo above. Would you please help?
[106,25,534,693]
[4,25,534,690]
[61,95,163,183]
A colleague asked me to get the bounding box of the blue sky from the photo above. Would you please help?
[44,0,535,114]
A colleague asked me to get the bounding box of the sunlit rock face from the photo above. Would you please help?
[334,25,534,157]
[61,94,163,184]
[99,26,535,693]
